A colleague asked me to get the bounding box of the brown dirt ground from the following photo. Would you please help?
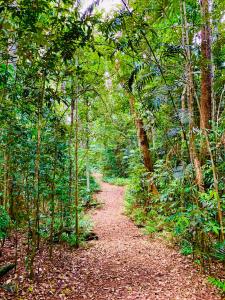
[0,174,223,300]
[70,174,222,300]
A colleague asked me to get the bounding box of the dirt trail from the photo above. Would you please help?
[71,174,221,300]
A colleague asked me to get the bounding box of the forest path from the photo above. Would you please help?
[72,174,221,300]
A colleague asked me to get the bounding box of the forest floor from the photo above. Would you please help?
[0,174,223,300]
[69,174,222,300]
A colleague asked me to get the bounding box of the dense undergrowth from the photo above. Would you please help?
[125,169,225,263]
[0,171,99,262]
[103,176,130,186]
[125,165,225,294]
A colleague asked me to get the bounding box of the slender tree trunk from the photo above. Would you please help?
[8,174,14,219]
[181,85,186,126]
[200,0,212,130]
[35,75,45,250]
[69,98,75,215]
[74,91,79,248]
[86,98,90,203]
[25,173,31,255]
[3,151,9,209]
[29,74,46,279]
[35,106,41,250]
[181,0,204,191]
[49,145,56,259]
[181,85,187,150]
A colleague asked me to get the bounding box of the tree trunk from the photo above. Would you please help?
[3,151,9,209]
[200,0,212,130]
[129,95,153,172]
[69,98,75,214]
[136,119,153,173]
[86,98,91,203]
[74,91,79,248]
[180,0,204,191]
[128,94,158,195]
[49,144,57,259]
[29,74,45,279]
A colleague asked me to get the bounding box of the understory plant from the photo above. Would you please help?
[126,156,225,269]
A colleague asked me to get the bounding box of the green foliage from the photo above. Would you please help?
[79,215,94,241]
[101,145,132,178]
[125,155,224,270]
[208,277,225,294]
[0,0,224,286]
[61,215,93,247]
[61,233,78,247]
[79,173,100,204]
[131,207,146,226]
[0,206,11,243]
[180,240,193,256]
[103,176,130,186]
[144,220,158,235]
[212,241,225,262]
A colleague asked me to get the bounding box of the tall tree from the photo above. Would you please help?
[129,94,153,173]
[200,0,212,129]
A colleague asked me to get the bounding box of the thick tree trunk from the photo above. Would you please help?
[200,0,212,130]
[136,119,154,173]
[129,95,153,172]
[128,94,158,195]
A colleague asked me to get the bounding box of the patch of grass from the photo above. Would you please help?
[208,277,225,295]
[103,176,130,186]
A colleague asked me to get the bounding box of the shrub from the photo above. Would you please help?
[0,206,11,247]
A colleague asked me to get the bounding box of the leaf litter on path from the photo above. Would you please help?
[0,174,223,299]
